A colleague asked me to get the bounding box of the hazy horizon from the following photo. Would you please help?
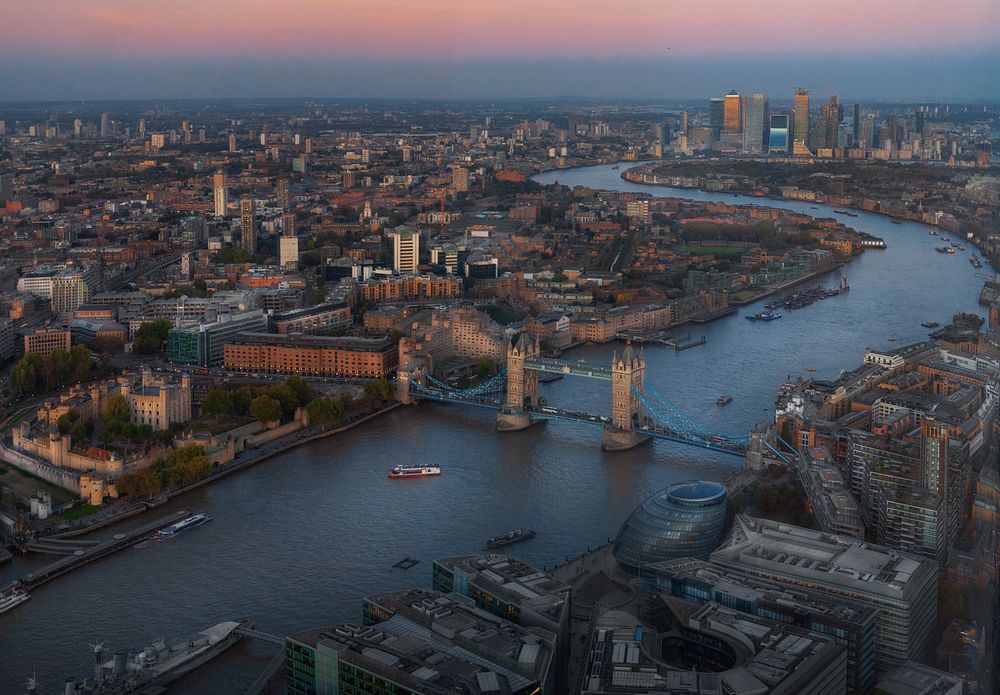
[1,1,998,102]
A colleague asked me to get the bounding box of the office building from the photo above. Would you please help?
[768,113,791,154]
[723,91,741,132]
[389,226,421,273]
[793,88,810,150]
[166,309,267,367]
[708,98,724,141]
[613,481,727,573]
[287,589,554,695]
[100,112,110,138]
[648,558,877,694]
[223,333,398,378]
[240,198,256,255]
[873,661,964,695]
[213,170,228,217]
[271,303,351,336]
[582,599,847,694]
[711,516,939,674]
[23,327,72,358]
[742,93,769,154]
[433,554,570,687]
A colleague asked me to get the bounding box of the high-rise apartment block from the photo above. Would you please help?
[213,170,228,217]
[239,198,256,255]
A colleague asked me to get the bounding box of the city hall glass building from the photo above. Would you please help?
[612,480,727,573]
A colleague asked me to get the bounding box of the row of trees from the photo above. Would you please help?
[10,345,94,398]
[200,376,394,426]
[201,376,315,424]
[117,444,212,498]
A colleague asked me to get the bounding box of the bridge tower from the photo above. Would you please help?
[496,333,540,432]
[602,344,650,451]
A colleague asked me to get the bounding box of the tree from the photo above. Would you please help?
[118,467,161,498]
[104,394,131,422]
[201,388,235,416]
[284,376,313,406]
[267,384,299,417]
[306,397,347,425]
[10,352,43,396]
[364,379,394,402]
[133,319,172,354]
[476,357,496,379]
[250,395,282,424]
[71,422,89,442]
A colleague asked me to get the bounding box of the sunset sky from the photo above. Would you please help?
[2,0,998,100]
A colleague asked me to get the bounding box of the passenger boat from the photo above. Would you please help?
[806,367,817,372]
[929,230,938,235]
[942,236,950,242]
[485,529,535,549]
[946,247,955,254]
[388,465,441,479]
[0,587,29,615]
[935,247,949,253]
[154,513,213,541]
[717,395,732,406]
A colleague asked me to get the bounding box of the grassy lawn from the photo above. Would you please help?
[61,504,102,520]
[679,245,746,257]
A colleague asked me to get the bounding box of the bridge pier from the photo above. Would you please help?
[496,408,535,432]
[601,427,650,451]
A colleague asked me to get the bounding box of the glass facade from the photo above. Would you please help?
[613,481,727,573]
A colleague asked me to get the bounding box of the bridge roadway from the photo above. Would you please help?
[526,406,746,457]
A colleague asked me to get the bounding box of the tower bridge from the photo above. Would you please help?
[397,334,755,458]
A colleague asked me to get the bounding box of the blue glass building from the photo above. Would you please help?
[612,480,727,573]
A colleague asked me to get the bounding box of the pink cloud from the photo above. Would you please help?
[1,0,997,59]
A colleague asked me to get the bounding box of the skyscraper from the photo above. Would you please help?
[708,98,724,141]
[723,91,741,132]
[100,112,111,138]
[820,95,842,150]
[213,170,228,217]
[742,94,769,154]
[852,103,861,144]
[228,133,238,153]
[679,110,689,134]
[240,198,256,255]
[767,114,790,154]
[793,89,810,150]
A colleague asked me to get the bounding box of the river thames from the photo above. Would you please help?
[0,163,991,693]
